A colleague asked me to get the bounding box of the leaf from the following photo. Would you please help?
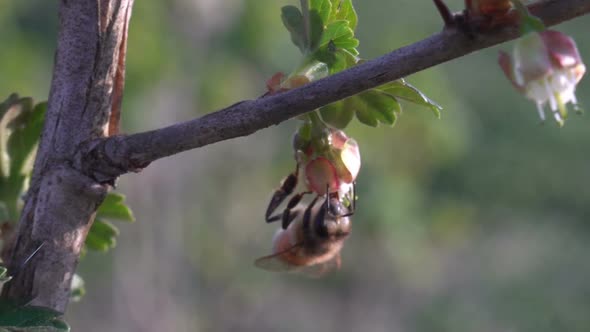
[0,95,27,179]
[0,300,70,331]
[355,106,379,127]
[319,20,358,55]
[319,102,355,129]
[85,219,119,252]
[281,6,306,53]
[69,274,85,303]
[331,0,358,31]
[319,90,400,129]
[310,0,331,25]
[377,79,443,118]
[360,91,399,126]
[96,193,135,222]
[7,102,46,178]
[308,10,324,52]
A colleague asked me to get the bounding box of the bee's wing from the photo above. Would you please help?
[291,252,341,278]
[254,246,342,278]
[254,242,304,272]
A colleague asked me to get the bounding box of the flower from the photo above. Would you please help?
[499,30,586,126]
[293,127,361,196]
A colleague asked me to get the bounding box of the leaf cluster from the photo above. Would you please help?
[280,1,441,129]
[84,193,135,253]
[0,94,136,304]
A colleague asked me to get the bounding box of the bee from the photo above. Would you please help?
[256,186,355,277]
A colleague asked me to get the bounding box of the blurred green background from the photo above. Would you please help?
[2,0,590,331]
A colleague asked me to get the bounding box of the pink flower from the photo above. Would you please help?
[294,128,361,196]
[499,30,586,126]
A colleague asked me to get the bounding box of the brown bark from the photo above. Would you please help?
[1,0,134,313]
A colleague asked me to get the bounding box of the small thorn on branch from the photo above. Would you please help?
[433,0,455,27]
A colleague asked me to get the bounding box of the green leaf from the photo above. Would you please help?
[0,300,70,331]
[310,0,331,25]
[331,0,358,31]
[355,107,379,127]
[308,10,324,51]
[319,20,358,55]
[281,5,306,53]
[69,274,85,303]
[319,89,400,129]
[96,193,135,222]
[7,102,46,178]
[360,91,399,126]
[319,102,355,129]
[85,219,119,252]
[377,79,443,118]
[0,95,26,179]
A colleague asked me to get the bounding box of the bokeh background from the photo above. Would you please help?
[2,0,590,331]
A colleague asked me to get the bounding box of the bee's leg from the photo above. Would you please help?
[314,195,329,237]
[265,167,299,222]
[302,195,320,235]
[279,191,311,229]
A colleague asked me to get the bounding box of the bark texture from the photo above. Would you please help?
[1,0,133,312]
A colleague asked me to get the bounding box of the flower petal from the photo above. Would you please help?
[498,50,524,92]
[305,157,340,195]
[541,30,583,69]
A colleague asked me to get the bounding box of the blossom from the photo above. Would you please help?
[499,30,586,126]
[293,128,360,197]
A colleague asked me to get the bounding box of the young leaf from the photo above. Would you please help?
[360,91,399,126]
[281,5,306,53]
[96,193,135,222]
[319,20,358,55]
[355,107,379,127]
[331,0,358,31]
[308,10,325,51]
[319,90,400,128]
[0,299,70,331]
[319,103,355,129]
[0,95,28,179]
[85,219,119,252]
[377,79,443,118]
[7,101,46,178]
[310,0,331,25]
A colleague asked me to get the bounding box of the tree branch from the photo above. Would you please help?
[82,0,590,182]
[1,0,134,312]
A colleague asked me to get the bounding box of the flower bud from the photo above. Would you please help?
[299,128,361,195]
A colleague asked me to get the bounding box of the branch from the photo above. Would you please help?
[2,0,134,312]
[83,0,590,181]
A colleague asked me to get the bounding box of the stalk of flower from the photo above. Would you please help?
[499,30,586,126]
